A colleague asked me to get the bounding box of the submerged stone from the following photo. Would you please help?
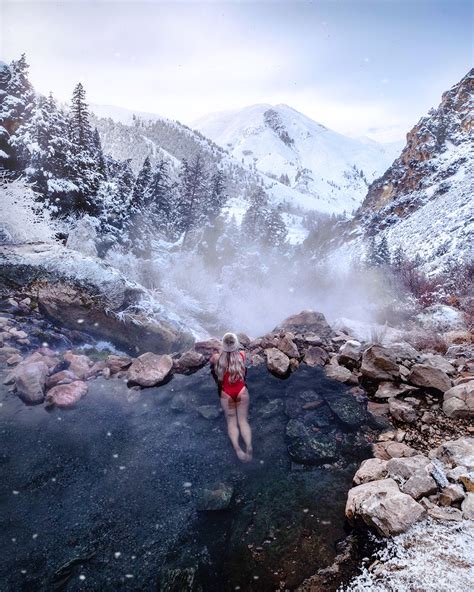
[196,483,233,511]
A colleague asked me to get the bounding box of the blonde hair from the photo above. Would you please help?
[216,350,245,383]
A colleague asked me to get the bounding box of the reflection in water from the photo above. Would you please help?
[0,364,373,591]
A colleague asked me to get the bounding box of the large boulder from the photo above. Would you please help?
[274,310,333,340]
[408,364,452,393]
[360,345,400,381]
[45,381,88,408]
[12,360,49,404]
[46,369,79,388]
[345,478,425,536]
[443,381,474,418]
[461,493,474,519]
[127,353,173,387]
[400,472,438,500]
[0,243,194,355]
[265,347,290,377]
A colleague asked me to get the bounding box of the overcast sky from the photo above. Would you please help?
[1,0,472,141]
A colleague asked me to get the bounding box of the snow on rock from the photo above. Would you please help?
[342,519,474,592]
[0,242,199,353]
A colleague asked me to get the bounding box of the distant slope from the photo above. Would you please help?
[333,68,474,275]
[192,103,402,214]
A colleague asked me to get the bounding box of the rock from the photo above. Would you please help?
[345,478,425,536]
[375,381,419,399]
[360,345,400,381]
[196,483,233,511]
[127,352,173,387]
[459,472,474,492]
[389,399,418,423]
[304,346,329,367]
[173,350,206,375]
[265,347,290,377]
[324,363,354,383]
[461,493,474,519]
[408,364,452,393]
[6,353,23,365]
[46,369,79,388]
[431,437,474,471]
[338,340,362,369]
[277,334,299,358]
[297,332,323,346]
[63,351,92,380]
[421,353,456,375]
[427,506,463,522]
[197,405,221,420]
[372,441,418,461]
[400,472,438,499]
[105,354,132,374]
[439,484,465,506]
[236,332,251,347]
[13,360,49,404]
[194,338,221,358]
[27,276,194,356]
[386,455,431,482]
[353,458,388,485]
[286,419,338,465]
[0,346,21,360]
[275,310,333,340]
[446,465,469,483]
[443,381,474,418]
[384,342,421,363]
[320,390,368,428]
[45,381,88,408]
[260,334,278,349]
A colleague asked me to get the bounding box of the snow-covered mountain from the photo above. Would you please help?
[331,68,474,275]
[192,103,402,215]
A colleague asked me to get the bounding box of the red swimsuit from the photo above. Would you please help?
[222,351,247,400]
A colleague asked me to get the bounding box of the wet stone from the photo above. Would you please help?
[286,419,339,465]
[196,483,233,511]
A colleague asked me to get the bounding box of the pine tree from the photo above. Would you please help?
[264,207,287,248]
[70,83,92,149]
[177,154,208,245]
[1,54,36,170]
[131,156,152,211]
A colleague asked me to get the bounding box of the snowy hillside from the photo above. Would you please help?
[329,68,474,275]
[193,104,402,215]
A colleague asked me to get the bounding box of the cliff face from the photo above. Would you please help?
[358,68,473,221]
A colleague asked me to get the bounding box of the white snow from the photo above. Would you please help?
[193,103,402,215]
[342,519,474,592]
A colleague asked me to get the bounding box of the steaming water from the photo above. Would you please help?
[0,364,373,591]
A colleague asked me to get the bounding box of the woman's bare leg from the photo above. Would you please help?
[220,393,247,461]
[236,388,252,460]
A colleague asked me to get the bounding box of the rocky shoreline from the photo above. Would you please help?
[1,287,473,590]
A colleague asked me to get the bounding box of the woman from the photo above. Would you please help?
[210,333,253,462]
